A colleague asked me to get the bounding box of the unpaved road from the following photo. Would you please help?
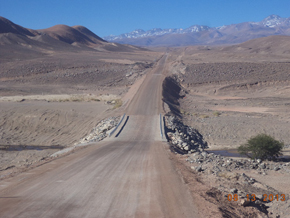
[0,55,199,217]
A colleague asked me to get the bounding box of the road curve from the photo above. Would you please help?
[0,55,199,218]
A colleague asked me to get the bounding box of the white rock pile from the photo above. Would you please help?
[187,151,290,175]
[79,116,120,144]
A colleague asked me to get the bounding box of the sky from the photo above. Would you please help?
[1,0,290,37]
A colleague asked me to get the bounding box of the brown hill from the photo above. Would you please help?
[38,24,99,46]
[72,25,106,44]
[0,16,146,60]
[0,16,37,36]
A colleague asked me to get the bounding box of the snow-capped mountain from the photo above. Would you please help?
[259,14,285,27]
[104,15,290,46]
[105,25,208,41]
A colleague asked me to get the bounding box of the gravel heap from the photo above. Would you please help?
[188,151,290,175]
[165,115,208,153]
[79,116,120,144]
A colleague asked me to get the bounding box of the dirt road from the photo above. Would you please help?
[0,55,199,217]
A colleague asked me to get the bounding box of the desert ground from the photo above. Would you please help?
[0,50,162,175]
[163,41,290,217]
[1,35,290,217]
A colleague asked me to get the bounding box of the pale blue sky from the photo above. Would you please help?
[1,0,290,37]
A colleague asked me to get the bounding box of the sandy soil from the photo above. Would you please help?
[0,100,111,173]
[179,83,290,150]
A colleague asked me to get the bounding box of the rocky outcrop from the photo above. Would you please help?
[165,115,208,153]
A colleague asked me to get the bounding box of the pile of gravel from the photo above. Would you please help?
[188,151,290,175]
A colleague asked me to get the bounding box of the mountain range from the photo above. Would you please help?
[104,15,290,47]
[0,16,144,60]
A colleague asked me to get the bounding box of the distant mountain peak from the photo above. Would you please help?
[261,14,284,27]
[264,14,281,20]
[104,25,211,41]
[104,14,290,46]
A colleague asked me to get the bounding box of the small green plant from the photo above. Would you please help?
[238,134,284,161]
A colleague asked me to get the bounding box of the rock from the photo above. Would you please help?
[259,163,266,169]
[274,166,280,171]
[201,152,208,158]
[230,188,238,194]
[191,166,203,172]
[240,199,251,207]
[182,142,188,147]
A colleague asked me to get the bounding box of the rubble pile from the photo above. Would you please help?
[79,116,120,144]
[188,151,290,217]
[187,151,290,175]
[165,115,208,153]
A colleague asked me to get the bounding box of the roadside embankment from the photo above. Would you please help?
[162,76,208,154]
[162,75,290,218]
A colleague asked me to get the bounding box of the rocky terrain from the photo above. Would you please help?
[186,150,290,218]
[160,38,290,216]
[157,35,290,217]
[164,101,290,217]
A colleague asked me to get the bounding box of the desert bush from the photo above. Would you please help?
[238,134,284,161]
